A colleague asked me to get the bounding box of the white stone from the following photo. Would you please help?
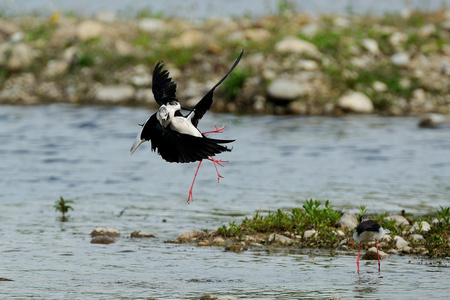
[212,237,226,246]
[95,85,135,103]
[338,92,374,113]
[418,24,436,37]
[297,60,318,71]
[267,79,305,101]
[335,212,358,230]
[409,221,431,233]
[390,52,410,67]
[372,81,388,92]
[170,30,205,48]
[384,215,409,226]
[410,234,425,241]
[43,59,68,77]
[275,37,320,57]
[394,236,409,249]
[389,31,407,48]
[177,230,206,242]
[76,20,104,40]
[138,18,166,33]
[362,38,380,55]
[303,229,317,239]
[130,231,155,238]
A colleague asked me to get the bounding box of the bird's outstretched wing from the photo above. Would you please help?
[191,49,244,127]
[143,114,234,163]
[152,61,178,106]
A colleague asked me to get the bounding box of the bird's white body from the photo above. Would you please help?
[353,227,389,243]
[158,102,202,137]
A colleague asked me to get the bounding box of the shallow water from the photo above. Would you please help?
[1,104,449,299]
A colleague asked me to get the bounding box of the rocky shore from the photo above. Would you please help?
[1,9,450,116]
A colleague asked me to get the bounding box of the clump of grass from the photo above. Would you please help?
[54,196,74,222]
[222,68,251,101]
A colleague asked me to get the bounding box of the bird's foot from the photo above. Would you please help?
[208,157,227,183]
[201,124,226,135]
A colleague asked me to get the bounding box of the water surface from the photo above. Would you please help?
[0,104,449,298]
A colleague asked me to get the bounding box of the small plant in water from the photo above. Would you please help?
[54,196,74,221]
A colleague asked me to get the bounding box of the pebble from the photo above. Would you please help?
[419,113,450,128]
[90,227,120,238]
[390,52,410,67]
[0,42,34,71]
[362,38,380,55]
[212,237,226,246]
[76,20,104,41]
[335,212,358,230]
[338,92,374,113]
[366,247,389,259]
[303,229,317,239]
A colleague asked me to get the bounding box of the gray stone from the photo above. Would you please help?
[335,212,358,230]
[338,92,374,113]
[267,79,305,101]
[91,227,120,238]
[275,36,321,57]
[94,85,135,103]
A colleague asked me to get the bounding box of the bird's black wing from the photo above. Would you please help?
[356,220,381,235]
[152,61,177,106]
[191,49,244,127]
[142,114,234,163]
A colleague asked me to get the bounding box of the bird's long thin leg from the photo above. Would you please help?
[188,160,202,204]
[357,242,361,274]
[376,241,381,272]
[201,124,226,135]
[207,157,227,183]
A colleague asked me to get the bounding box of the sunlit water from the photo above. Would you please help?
[1,104,449,299]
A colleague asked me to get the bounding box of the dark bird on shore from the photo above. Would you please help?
[353,215,390,273]
[131,50,244,203]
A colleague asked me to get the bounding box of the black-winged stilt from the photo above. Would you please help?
[131,50,244,203]
[353,215,390,273]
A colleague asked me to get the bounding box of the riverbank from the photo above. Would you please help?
[0,9,449,115]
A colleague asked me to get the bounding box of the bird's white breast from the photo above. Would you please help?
[170,117,202,137]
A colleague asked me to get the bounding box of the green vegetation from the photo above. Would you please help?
[54,196,74,221]
[222,67,251,101]
[214,201,450,258]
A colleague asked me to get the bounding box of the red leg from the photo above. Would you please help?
[376,241,381,272]
[207,157,227,182]
[357,242,361,273]
[201,124,226,135]
[188,160,202,204]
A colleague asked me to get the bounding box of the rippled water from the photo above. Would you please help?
[1,104,449,298]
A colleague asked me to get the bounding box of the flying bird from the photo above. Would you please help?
[131,50,244,203]
[353,215,390,273]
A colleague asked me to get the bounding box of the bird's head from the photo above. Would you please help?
[157,105,169,127]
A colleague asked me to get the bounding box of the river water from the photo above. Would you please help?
[1,104,449,299]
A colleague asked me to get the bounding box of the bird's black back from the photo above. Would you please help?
[356,219,381,235]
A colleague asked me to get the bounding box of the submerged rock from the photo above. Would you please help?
[177,230,206,242]
[419,113,450,128]
[90,235,116,244]
[130,230,155,238]
[363,247,388,260]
